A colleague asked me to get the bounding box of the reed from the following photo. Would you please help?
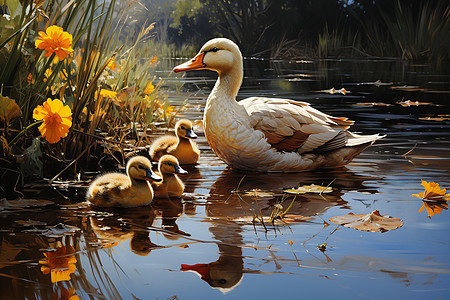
[0,0,178,185]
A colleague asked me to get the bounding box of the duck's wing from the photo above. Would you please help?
[239,97,355,153]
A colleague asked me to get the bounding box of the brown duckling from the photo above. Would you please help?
[152,155,188,198]
[87,156,162,207]
[149,119,200,164]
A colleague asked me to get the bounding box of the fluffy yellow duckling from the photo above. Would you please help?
[150,119,200,164]
[87,156,162,207]
[152,155,188,198]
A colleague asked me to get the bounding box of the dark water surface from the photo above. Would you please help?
[1,58,449,299]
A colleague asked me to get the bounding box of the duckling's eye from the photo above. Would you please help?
[180,126,185,130]
[210,47,219,52]
[219,279,227,284]
[138,165,145,170]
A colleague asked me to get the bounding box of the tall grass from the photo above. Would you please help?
[381,1,449,62]
[0,0,177,184]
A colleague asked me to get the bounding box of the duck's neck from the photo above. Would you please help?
[206,64,243,111]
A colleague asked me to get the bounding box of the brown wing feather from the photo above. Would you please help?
[271,131,310,152]
[240,97,354,153]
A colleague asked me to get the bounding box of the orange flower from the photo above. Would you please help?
[35,25,74,61]
[150,55,157,64]
[55,286,79,300]
[39,245,77,283]
[33,98,72,144]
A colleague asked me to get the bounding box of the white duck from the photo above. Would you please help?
[173,38,383,172]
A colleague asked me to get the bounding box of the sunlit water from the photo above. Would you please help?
[1,58,449,299]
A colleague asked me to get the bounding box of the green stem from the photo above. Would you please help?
[8,121,43,146]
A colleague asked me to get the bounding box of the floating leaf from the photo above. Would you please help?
[329,210,403,233]
[354,102,393,107]
[284,184,332,195]
[0,198,54,212]
[397,99,434,107]
[0,95,22,123]
[317,88,347,95]
[412,180,450,201]
[361,80,393,87]
[412,180,449,218]
[15,219,47,226]
[317,243,327,252]
[419,115,450,122]
[288,240,293,245]
[243,188,275,197]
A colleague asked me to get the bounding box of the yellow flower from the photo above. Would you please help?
[144,82,155,94]
[98,89,117,99]
[35,25,74,61]
[39,245,77,283]
[33,98,72,144]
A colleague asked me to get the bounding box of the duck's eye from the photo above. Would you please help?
[219,279,227,284]
[180,126,185,130]
[138,165,145,170]
[210,47,219,52]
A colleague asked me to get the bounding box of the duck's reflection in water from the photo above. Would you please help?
[181,220,244,293]
[180,167,380,291]
[152,198,191,239]
[90,206,159,256]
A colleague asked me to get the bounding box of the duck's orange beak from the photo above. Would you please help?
[180,263,210,282]
[173,52,206,73]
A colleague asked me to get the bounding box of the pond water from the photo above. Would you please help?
[1,58,449,299]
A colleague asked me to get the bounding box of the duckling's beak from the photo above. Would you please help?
[185,129,198,139]
[173,52,206,73]
[174,165,188,175]
[145,168,162,182]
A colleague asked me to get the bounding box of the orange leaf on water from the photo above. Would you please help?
[413,180,450,218]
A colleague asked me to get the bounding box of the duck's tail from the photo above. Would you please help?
[346,131,385,147]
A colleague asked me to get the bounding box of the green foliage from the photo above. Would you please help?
[0,0,176,184]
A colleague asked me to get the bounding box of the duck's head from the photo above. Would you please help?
[176,119,197,139]
[127,156,162,182]
[159,155,188,175]
[173,38,242,75]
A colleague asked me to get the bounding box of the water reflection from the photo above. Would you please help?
[1,57,449,298]
[180,166,382,291]
[89,206,159,256]
[181,220,244,293]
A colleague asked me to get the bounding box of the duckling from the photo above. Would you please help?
[152,155,188,198]
[87,156,162,207]
[149,119,200,164]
